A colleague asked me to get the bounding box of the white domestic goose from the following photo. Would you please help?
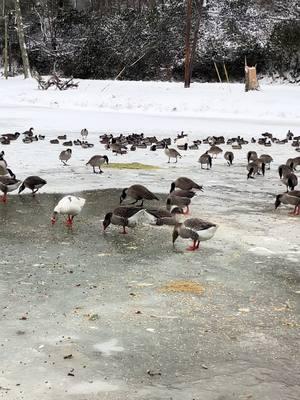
[51,195,86,226]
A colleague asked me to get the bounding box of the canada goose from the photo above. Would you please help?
[1,132,20,141]
[51,196,86,226]
[278,164,292,179]
[170,177,203,192]
[0,137,10,145]
[198,151,212,169]
[247,151,258,163]
[208,145,223,158]
[291,156,300,170]
[282,172,298,192]
[0,176,21,202]
[171,189,197,199]
[189,143,199,150]
[224,151,234,166]
[164,145,182,163]
[172,218,218,251]
[103,206,144,234]
[86,155,109,174]
[0,158,16,179]
[166,195,191,214]
[177,143,188,151]
[59,148,72,165]
[120,184,159,206]
[23,127,34,137]
[275,191,300,215]
[18,176,47,196]
[259,154,273,169]
[57,134,67,140]
[247,160,265,179]
[81,128,88,139]
[143,207,184,226]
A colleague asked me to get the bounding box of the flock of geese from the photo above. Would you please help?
[0,127,299,251]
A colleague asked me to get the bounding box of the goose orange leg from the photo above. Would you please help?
[120,226,128,234]
[187,240,197,251]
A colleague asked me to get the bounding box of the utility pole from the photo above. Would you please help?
[184,0,192,88]
[15,0,31,78]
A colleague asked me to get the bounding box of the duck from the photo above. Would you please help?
[232,143,242,150]
[0,176,21,203]
[172,218,218,251]
[282,172,298,192]
[51,195,86,226]
[275,191,300,215]
[166,195,191,214]
[224,151,234,166]
[143,207,184,226]
[198,151,212,169]
[170,177,203,192]
[164,145,182,163]
[18,176,47,196]
[59,148,72,165]
[103,206,145,234]
[120,184,159,206]
[86,155,109,174]
[57,134,67,140]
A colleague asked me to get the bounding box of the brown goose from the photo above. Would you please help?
[0,158,16,179]
[224,151,234,166]
[199,151,212,169]
[18,176,47,196]
[103,206,145,234]
[164,145,182,163]
[86,155,109,174]
[172,218,218,251]
[59,148,72,165]
[247,160,265,179]
[171,189,197,199]
[275,191,300,215]
[170,177,203,192]
[259,154,273,169]
[144,207,184,226]
[282,172,298,192]
[208,145,223,158]
[278,164,292,179]
[120,184,159,206]
[0,176,21,203]
[247,151,258,163]
[166,195,191,214]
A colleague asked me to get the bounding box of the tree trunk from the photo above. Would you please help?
[184,0,192,88]
[15,0,31,78]
[4,15,8,79]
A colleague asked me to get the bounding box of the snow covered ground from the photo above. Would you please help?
[0,77,300,193]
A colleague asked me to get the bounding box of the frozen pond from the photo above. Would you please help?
[0,189,299,399]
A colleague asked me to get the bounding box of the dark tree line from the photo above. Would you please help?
[1,0,299,82]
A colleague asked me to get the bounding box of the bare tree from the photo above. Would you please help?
[15,0,30,78]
